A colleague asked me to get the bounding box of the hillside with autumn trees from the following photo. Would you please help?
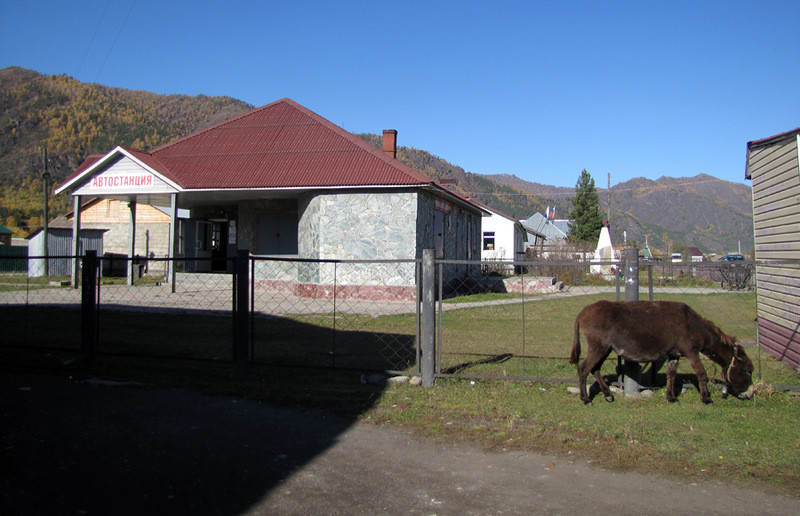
[1,67,752,255]
[0,66,252,235]
[357,133,554,220]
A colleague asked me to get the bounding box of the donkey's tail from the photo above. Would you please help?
[569,319,581,364]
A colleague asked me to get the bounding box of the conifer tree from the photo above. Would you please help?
[567,169,604,243]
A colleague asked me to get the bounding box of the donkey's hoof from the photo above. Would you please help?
[604,394,614,403]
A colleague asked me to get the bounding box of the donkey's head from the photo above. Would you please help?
[727,344,754,399]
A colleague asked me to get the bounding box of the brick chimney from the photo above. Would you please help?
[382,129,397,158]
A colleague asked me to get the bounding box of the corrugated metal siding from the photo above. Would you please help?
[27,229,104,277]
[758,317,800,369]
[749,135,800,260]
[748,130,800,369]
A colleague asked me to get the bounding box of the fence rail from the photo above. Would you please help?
[3,252,797,389]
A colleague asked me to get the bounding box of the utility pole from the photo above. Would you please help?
[42,148,51,276]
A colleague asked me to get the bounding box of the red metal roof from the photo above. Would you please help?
[70,154,104,177]
[62,98,437,191]
[746,127,800,148]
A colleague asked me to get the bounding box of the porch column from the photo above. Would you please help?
[127,200,136,286]
[71,194,82,288]
[167,193,178,293]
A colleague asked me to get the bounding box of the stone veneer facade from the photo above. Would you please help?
[244,189,481,300]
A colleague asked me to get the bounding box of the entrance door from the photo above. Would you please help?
[211,221,228,271]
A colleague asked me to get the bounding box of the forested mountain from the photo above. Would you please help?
[1,67,753,255]
[488,172,754,255]
[0,66,252,234]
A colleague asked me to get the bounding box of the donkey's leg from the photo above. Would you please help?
[577,345,610,404]
[592,348,615,402]
[687,353,712,404]
[665,359,680,402]
[577,359,592,404]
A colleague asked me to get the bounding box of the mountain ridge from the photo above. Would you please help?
[488,172,753,255]
[1,66,754,254]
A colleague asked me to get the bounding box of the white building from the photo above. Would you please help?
[478,203,527,263]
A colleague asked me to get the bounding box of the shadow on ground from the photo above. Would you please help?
[0,369,379,515]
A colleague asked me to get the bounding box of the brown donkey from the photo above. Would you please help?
[569,300,754,404]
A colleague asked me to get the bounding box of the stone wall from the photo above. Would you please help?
[299,190,419,287]
[245,189,483,299]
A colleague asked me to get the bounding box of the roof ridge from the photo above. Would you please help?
[279,100,436,185]
[154,97,437,186]
[149,98,293,154]
[119,146,173,181]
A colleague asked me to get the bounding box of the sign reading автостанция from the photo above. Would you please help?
[75,163,177,196]
[91,173,153,189]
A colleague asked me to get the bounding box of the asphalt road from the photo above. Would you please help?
[2,371,798,515]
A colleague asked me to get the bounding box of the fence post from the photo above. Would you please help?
[623,246,642,396]
[421,249,435,387]
[234,249,250,374]
[81,250,98,363]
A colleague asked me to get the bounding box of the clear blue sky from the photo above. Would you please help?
[2,0,798,188]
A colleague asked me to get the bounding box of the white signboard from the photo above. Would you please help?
[75,155,178,196]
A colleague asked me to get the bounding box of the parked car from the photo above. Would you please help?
[670,252,683,263]
[721,254,746,261]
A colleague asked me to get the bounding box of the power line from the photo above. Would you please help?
[0,150,41,164]
[76,0,111,77]
[95,0,137,82]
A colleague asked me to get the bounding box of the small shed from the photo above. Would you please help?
[745,127,800,369]
[27,217,105,277]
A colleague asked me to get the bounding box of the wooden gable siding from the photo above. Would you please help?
[748,133,800,369]
[78,199,170,225]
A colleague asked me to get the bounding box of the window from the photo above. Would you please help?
[483,231,495,251]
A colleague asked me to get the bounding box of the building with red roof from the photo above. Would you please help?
[56,98,486,293]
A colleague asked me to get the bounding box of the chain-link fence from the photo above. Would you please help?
[1,254,423,372]
[433,257,777,389]
[3,252,796,389]
[1,254,83,351]
[250,257,420,373]
[92,256,236,361]
[435,259,623,381]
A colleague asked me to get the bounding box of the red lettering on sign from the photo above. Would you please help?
[90,173,154,190]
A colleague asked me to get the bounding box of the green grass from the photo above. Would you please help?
[0,274,71,291]
[444,292,524,303]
